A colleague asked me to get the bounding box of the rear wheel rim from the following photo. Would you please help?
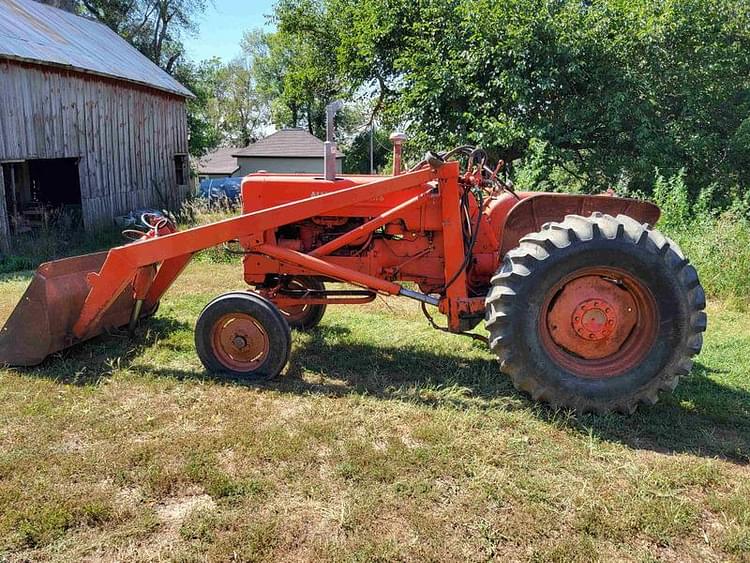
[279,278,316,323]
[211,313,270,372]
[540,267,658,379]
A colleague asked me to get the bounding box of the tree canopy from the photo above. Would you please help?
[75,0,207,72]
[273,0,750,202]
[53,0,750,198]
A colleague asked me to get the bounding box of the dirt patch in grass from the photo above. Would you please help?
[156,492,215,526]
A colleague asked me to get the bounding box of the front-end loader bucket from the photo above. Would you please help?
[0,252,141,366]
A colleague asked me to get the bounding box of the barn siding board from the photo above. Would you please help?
[32,72,44,156]
[155,99,163,206]
[127,90,139,206]
[136,92,146,207]
[143,93,151,207]
[0,65,8,156]
[44,73,53,155]
[92,80,102,204]
[0,61,188,234]
[104,84,115,213]
[60,72,69,155]
[5,66,15,153]
[14,67,28,155]
[116,88,125,210]
[0,166,9,252]
[9,65,22,154]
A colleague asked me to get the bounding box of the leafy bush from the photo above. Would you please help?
[652,172,750,309]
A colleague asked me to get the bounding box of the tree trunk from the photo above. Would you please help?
[35,0,77,12]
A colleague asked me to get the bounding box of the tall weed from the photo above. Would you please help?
[652,171,750,309]
[0,198,238,275]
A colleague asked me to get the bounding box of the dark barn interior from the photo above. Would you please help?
[2,158,82,233]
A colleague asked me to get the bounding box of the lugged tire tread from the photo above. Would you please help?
[485,213,707,413]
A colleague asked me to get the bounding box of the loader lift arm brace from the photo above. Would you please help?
[72,163,471,341]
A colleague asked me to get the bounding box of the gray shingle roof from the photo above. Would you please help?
[233,128,344,159]
[197,147,241,175]
[0,0,193,98]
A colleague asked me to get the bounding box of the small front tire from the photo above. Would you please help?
[195,292,291,380]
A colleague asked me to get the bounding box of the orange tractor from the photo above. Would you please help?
[0,105,706,412]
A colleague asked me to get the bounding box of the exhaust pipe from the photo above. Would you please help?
[324,100,344,181]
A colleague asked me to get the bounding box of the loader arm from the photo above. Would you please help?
[73,167,441,339]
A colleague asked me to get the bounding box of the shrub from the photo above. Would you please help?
[652,171,750,309]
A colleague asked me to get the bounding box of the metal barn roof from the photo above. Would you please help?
[233,129,344,159]
[0,0,192,98]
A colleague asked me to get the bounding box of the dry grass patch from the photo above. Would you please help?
[0,262,749,561]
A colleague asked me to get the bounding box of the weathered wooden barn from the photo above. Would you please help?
[0,0,192,251]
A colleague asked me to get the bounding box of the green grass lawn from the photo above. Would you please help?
[0,261,749,561]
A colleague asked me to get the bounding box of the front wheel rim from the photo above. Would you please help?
[211,313,270,372]
[540,267,659,379]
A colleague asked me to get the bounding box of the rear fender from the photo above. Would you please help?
[499,193,660,256]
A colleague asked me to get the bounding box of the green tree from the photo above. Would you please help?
[343,126,391,174]
[173,58,223,156]
[273,0,750,205]
[243,2,351,138]
[78,0,207,72]
[206,58,268,146]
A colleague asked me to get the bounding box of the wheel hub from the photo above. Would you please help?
[572,299,616,340]
[212,314,269,371]
[547,275,638,360]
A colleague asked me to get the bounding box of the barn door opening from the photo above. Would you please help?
[2,161,28,233]
[2,158,81,233]
[28,158,81,206]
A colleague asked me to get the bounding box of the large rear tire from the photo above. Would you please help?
[195,292,291,380]
[485,213,707,413]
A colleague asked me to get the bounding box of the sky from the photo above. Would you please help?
[184,0,277,63]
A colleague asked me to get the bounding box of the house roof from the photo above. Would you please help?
[197,147,241,176]
[0,0,192,98]
[233,128,344,159]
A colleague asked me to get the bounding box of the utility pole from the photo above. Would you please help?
[369,123,375,174]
